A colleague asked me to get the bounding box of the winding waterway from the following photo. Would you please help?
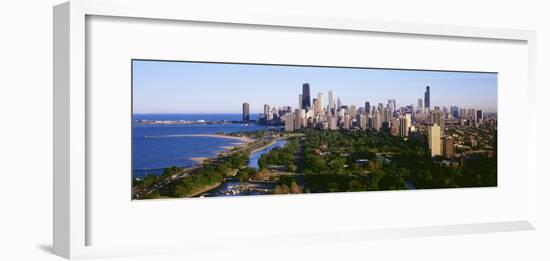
[248,139,288,169]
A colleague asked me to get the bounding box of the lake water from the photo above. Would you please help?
[248,140,288,169]
[132,113,276,177]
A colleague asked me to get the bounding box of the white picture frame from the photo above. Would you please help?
[53,0,537,259]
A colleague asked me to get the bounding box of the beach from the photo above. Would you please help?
[190,157,208,164]
[187,134,256,165]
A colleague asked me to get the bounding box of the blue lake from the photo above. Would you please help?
[132,114,279,177]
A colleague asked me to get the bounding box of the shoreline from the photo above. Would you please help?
[190,157,209,165]
[188,134,255,165]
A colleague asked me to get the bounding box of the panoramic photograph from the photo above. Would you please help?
[131,60,498,200]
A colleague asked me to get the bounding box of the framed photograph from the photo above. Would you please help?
[54,0,537,259]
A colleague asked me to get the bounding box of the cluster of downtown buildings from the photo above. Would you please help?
[242,83,494,159]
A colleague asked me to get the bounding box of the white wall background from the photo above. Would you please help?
[0,0,548,260]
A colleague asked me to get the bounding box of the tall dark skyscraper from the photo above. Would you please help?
[450,106,459,118]
[476,109,483,123]
[365,101,371,114]
[302,83,311,110]
[424,86,430,109]
[242,102,250,123]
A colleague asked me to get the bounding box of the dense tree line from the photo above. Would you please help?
[257,139,299,171]
[136,152,250,199]
[297,129,497,193]
[169,152,249,197]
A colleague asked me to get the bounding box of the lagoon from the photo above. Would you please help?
[247,140,288,169]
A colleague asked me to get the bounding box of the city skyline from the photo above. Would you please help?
[132,60,498,114]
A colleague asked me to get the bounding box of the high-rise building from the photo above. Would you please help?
[298,94,303,109]
[302,83,311,110]
[424,86,431,109]
[242,103,250,123]
[459,108,468,119]
[432,108,443,127]
[382,107,390,123]
[263,104,272,121]
[467,108,477,122]
[312,98,318,114]
[451,106,459,118]
[390,118,400,136]
[284,113,294,131]
[365,101,371,115]
[343,114,350,129]
[388,99,396,117]
[399,114,411,137]
[271,106,278,121]
[350,105,357,119]
[442,106,448,116]
[328,90,334,115]
[293,109,302,130]
[359,114,367,130]
[317,92,323,113]
[329,116,338,130]
[476,109,483,123]
[428,124,441,157]
[417,98,423,111]
[373,109,381,130]
[337,97,342,110]
[443,136,454,159]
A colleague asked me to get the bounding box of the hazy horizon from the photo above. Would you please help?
[132,60,498,114]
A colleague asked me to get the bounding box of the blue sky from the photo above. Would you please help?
[132,60,498,114]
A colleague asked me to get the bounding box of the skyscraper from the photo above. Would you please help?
[424,86,430,109]
[468,108,477,122]
[284,113,294,131]
[302,83,311,110]
[428,124,441,157]
[328,91,334,115]
[373,109,381,130]
[317,92,323,113]
[312,98,318,114]
[264,104,272,121]
[329,116,338,130]
[294,109,302,130]
[365,101,371,115]
[359,114,367,130]
[382,107,390,123]
[242,103,250,123]
[451,106,459,118]
[417,98,423,112]
[350,105,357,119]
[298,94,302,109]
[399,114,411,137]
[431,108,443,127]
[476,109,483,123]
[388,99,396,116]
[343,114,350,129]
